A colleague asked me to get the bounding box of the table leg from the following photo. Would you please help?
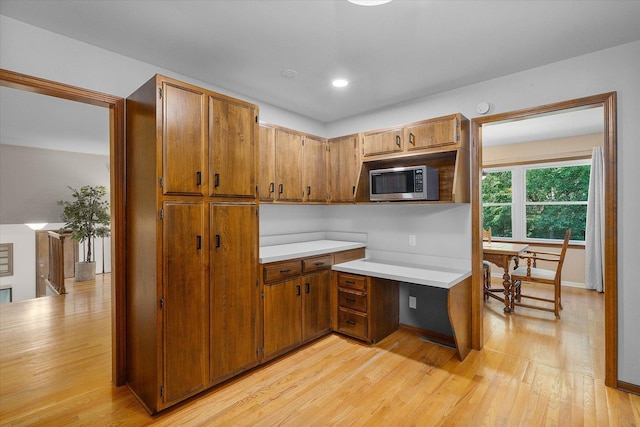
[501,259,512,313]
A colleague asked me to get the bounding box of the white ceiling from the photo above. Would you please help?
[0,0,638,154]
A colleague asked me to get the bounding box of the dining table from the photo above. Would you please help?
[482,242,529,313]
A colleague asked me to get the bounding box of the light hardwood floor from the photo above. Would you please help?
[0,275,638,426]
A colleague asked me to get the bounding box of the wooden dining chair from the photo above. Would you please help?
[510,229,571,318]
[482,227,501,301]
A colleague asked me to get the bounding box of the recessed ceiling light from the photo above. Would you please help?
[332,79,349,88]
[281,69,298,79]
[347,0,392,6]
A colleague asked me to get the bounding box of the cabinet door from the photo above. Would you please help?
[275,130,303,202]
[162,201,207,404]
[162,82,206,195]
[209,97,256,198]
[258,125,276,202]
[210,204,258,381]
[263,278,302,357]
[328,135,359,202]
[302,270,331,341]
[406,116,458,151]
[302,136,327,203]
[362,128,403,157]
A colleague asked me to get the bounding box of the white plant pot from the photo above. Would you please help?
[75,261,96,282]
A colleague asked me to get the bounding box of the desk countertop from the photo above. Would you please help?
[331,259,471,290]
[259,240,367,264]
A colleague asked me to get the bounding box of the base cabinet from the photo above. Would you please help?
[335,273,399,344]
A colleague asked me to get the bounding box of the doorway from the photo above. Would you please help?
[0,69,126,386]
[470,93,618,387]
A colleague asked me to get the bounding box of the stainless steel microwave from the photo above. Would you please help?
[369,165,439,201]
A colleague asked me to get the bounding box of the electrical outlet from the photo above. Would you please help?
[409,296,417,309]
[408,235,416,246]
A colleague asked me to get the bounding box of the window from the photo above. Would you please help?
[483,160,590,242]
[0,243,13,277]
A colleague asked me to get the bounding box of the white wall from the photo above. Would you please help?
[1,14,638,385]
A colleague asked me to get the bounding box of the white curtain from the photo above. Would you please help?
[585,146,604,292]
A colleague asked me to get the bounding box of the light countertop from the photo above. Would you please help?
[331,259,471,289]
[259,240,367,264]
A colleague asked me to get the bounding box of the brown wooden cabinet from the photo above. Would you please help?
[275,129,303,202]
[260,249,363,361]
[302,136,328,203]
[258,124,276,202]
[209,97,256,198]
[125,74,258,414]
[335,272,399,344]
[362,127,403,157]
[209,203,259,383]
[405,114,460,152]
[328,134,360,203]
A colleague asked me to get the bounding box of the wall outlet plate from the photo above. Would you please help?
[408,235,416,246]
[409,296,417,309]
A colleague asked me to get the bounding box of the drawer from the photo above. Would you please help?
[263,260,302,283]
[334,248,365,264]
[338,287,367,312]
[338,273,366,291]
[338,307,367,340]
[302,254,333,273]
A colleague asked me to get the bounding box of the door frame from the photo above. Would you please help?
[470,92,618,387]
[0,68,127,386]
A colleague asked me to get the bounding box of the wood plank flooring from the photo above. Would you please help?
[0,275,638,425]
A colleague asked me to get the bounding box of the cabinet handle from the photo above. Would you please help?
[280,269,291,273]
[346,320,357,326]
[307,186,311,196]
[196,235,202,250]
[214,173,220,187]
[346,280,355,284]
[395,135,401,147]
[305,283,310,294]
[346,297,356,303]
[296,285,301,296]
[269,182,275,193]
[409,133,415,146]
[278,183,283,194]
[352,186,356,196]
[215,234,221,248]
[196,171,202,185]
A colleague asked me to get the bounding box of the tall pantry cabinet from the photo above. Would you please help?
[125,75,259,414]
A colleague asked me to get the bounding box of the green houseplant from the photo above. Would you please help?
[58,185,111,281]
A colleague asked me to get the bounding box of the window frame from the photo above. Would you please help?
[483,158,591,245]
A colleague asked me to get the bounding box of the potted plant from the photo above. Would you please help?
[58,185,111,281]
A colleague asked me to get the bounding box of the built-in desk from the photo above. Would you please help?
[332,259,472,360]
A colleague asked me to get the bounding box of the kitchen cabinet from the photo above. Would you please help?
[258,124,276,202]
[405,114,460,152]
[335,272,399,344]
[209,203,259,383]
[302,136,328,203]
[260,249,364,361]
[362,127,403,157]
[328,134,360,203]
[209,97,256,198]
[125,74,258,414]
[275,129,303,202]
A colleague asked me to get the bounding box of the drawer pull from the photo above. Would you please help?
[346,297,356,303]
[346,320,357,326]
[314,262,325,266]
[345,280,355,284]
[280,269,291,273]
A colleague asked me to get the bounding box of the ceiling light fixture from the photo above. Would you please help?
[332,79,349,88]
[280,69,298,79]
[347,0,392,6]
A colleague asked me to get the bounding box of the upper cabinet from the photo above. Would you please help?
[362,127,404,157]
[258,125,276,202]
[275,129,303,202]
[405,114,460,152]
[328,134,360,203]
[209,96,257,198]
[162,82,207,195]
[302,136,328,203]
